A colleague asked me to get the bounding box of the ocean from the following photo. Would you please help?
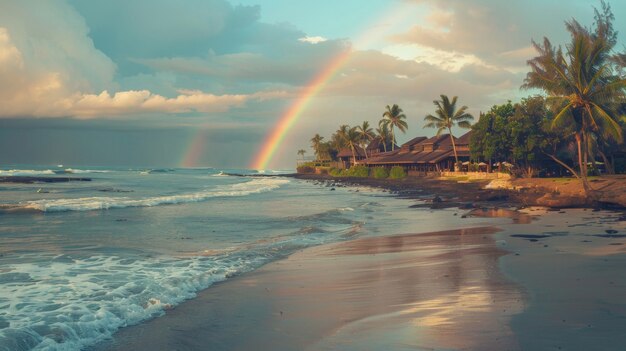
[0,166,498,351]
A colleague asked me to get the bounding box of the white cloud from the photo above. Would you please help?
[298,36,327,44]
[382,43,494,73]
[0,2,287,119]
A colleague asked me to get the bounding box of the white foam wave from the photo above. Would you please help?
[0,252,268,351]
[0,169,55,176]
[63,168,112,174]
[19,178,289,212]
[211,171,228,177]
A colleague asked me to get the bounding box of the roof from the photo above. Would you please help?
[337,146,366,158]
[456,131,472,145]
[401,136,428,149]
[362,133,467,165]
[422,134,455,146]
[367,137,397,152]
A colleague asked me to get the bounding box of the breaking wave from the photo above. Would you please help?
[11,178,289,212]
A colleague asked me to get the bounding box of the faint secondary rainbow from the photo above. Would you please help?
[180,129,208,168]
[250,4,415,170]
[177,4,416,169]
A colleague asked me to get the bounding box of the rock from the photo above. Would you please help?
[432,196,443,203]
[535,194,587,208]
[606,229,619,234]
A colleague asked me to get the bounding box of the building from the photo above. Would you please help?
[361,131,472,175]
[336,137,397,169]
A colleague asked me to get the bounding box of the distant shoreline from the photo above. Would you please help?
[232,172,626,210]
[0,176,92,183]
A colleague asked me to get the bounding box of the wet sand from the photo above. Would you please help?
[95,227,524,351]
[499,208,626,351]
[92,207,626,351]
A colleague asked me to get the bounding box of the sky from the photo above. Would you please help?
[0,0,625,169]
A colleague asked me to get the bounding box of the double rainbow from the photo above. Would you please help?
[179,4,415,170]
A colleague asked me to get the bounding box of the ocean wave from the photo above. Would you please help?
[62,168,112,174]
[0,169,55,176]
[13,178,289,212]
[0,252,269,351]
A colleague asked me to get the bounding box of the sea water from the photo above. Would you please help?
[0,166,498,351]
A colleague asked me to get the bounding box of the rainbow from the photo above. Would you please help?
[250,48,352,170]
[180,129,208,168]
[178,4,415,169]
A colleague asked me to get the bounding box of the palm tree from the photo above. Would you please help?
[310,134,324,161]
[356,121,374,158]
[338,125,361,165]
[424,95,474,164]
[297,149,306,161]
[522,3,625,192]
[376,120,391,152]
[382,104,408,151]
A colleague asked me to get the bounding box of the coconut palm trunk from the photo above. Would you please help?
[448,127,459,164]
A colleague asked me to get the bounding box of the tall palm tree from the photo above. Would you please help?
[376,120,391,152]
[523,3,625,192]
[356,121,374,158]
[297,149,306,161]
[382,104,408,151]
[338,125,361,165]
[310,134,324,161]
[424,95,474,164]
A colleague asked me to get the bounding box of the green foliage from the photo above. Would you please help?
[329,167,343,177]
[345,165,370,178]
[382,104,408,151]
[470,98,566,177]
[371,167,389,179]
[470,101,515,162]
[522,2,625,183]
[388,166,406,179]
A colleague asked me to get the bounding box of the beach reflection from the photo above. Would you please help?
[303,227,524,351]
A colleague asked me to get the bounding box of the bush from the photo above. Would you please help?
[371,167,389,179]
[329,167,343,177]
[388,166,406,179]
[345,165,370,178]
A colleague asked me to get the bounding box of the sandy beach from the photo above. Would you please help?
[90,204,626,351]
[95,226,524,351]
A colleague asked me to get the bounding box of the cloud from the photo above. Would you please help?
[0,1,291,119]
[298,36,328,44]
[387,0,604,74]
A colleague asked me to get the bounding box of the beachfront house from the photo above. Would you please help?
[361,131,472,175]
[337,137,398,169]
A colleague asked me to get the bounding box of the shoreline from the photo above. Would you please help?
[89,176,626,351]
[288,173,626,210]
[94,226,525,351]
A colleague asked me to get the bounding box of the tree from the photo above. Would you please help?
[376,120,392,152]
[310,134,324,160]
[338,125,361,165]
[356,121,374,158]
[470,102,515,167]
[382,104,408,151]
[509,97,559,177]
[424,95,474,164]
[523,2,625,192]
[297,149,306,161]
